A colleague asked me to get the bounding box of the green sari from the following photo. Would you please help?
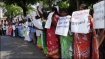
[60,34,73,59]
[42,20,47,54]
[37,36,43,49]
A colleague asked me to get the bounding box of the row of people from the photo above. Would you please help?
[1,1,103,59]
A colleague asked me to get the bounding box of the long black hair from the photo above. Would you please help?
[80,4,88,9]
[51,7,59,16]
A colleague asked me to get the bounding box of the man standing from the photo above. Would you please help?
[3,24,6,35]
[0,25,2,35]
[30,22,36,44]
[12,23,16,37]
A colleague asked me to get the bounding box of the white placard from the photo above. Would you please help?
[38,3,43,14]
[12,17,16,23]
[93,1,105,29]
[45,12,54,29]
[55,15,71,36]
[30,11,36,21]
[71,9,90,33]
[19,15,22,21]
[32,18,43,29]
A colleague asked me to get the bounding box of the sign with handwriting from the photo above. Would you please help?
[93,1,105,29]
[55,15,71,36]
[71,9,90,33]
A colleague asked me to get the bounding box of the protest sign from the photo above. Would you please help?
[93,1,105,29]
[71,9,90,33]
[30,11,36,21]
[45,12,54,29]
[32,18,43,29]
[55,15,71,36]
[18,15,22,21]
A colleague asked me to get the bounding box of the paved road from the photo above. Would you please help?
[0,36,47,59]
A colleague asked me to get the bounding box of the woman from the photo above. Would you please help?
[34,16,43,49]
[73,4,98,59]
[59,9,73,59]
[18,21,23,37]
[96,0,105,59]
[6,24,8,35]
[12,23,16,37]
[8,23,13,36]
[46,7,60,59]
[24,18,32,42]
[37,6,48,54]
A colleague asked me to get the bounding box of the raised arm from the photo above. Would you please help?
[37,6,42,17]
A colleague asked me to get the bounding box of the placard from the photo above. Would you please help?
[93,1,105,29]
[45,12,54,29]
[71,9,90,33]
[18,15,22,21]
[30,11,36,21]
[55,15,71,36]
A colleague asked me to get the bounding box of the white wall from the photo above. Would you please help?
[0,7,3,18]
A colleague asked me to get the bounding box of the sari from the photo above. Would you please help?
[74,16,99,59]
[35,19,43,49]
[6,25,8,35]
[74,33,90,59]
[42,20,47,54]
[47,14,60,59]
[37,36,43,49]
[96,29,105,59]
[18,25,23,37]
[8,25,12,35]
[60,34,73,59]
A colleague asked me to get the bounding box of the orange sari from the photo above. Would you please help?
[74,17,99,59]
[8,25,12,35]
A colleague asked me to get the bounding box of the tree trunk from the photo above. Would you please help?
[76,0,79,10]
[22,0,27,17]
[69,0,77,13]
[22,6,27,17]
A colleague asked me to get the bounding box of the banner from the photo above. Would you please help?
[71,9,90,33]
[55,15,71,36]
[93,1,105,29]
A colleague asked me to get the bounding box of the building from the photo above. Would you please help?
[0,2,7,25]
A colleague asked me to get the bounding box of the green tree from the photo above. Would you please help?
[4,4,22,17]
[4,0,37,16]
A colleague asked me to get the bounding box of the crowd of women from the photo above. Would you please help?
[0,0,105,59]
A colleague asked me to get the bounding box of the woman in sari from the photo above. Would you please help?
[8,23,13,36]
[34,16,43,49]
[46,7,60,59]
[37,6,48,54]
[18,22,23,37]
[59,9,73,59]
[73,4,99,59]
[95,0,105,59]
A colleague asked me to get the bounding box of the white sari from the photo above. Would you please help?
[24,22,32,41]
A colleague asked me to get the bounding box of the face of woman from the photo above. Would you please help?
[61,11,67,16]
[79,6,84,10]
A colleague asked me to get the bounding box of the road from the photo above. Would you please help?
[0,36,47,59]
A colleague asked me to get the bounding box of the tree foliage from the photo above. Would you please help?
[3,4,22,17]
[3,0,37,16]
[3,0,98,16]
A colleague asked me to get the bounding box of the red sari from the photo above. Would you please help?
[74,17,99,59]
[8,25,12,35]
[47,14,60,59]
